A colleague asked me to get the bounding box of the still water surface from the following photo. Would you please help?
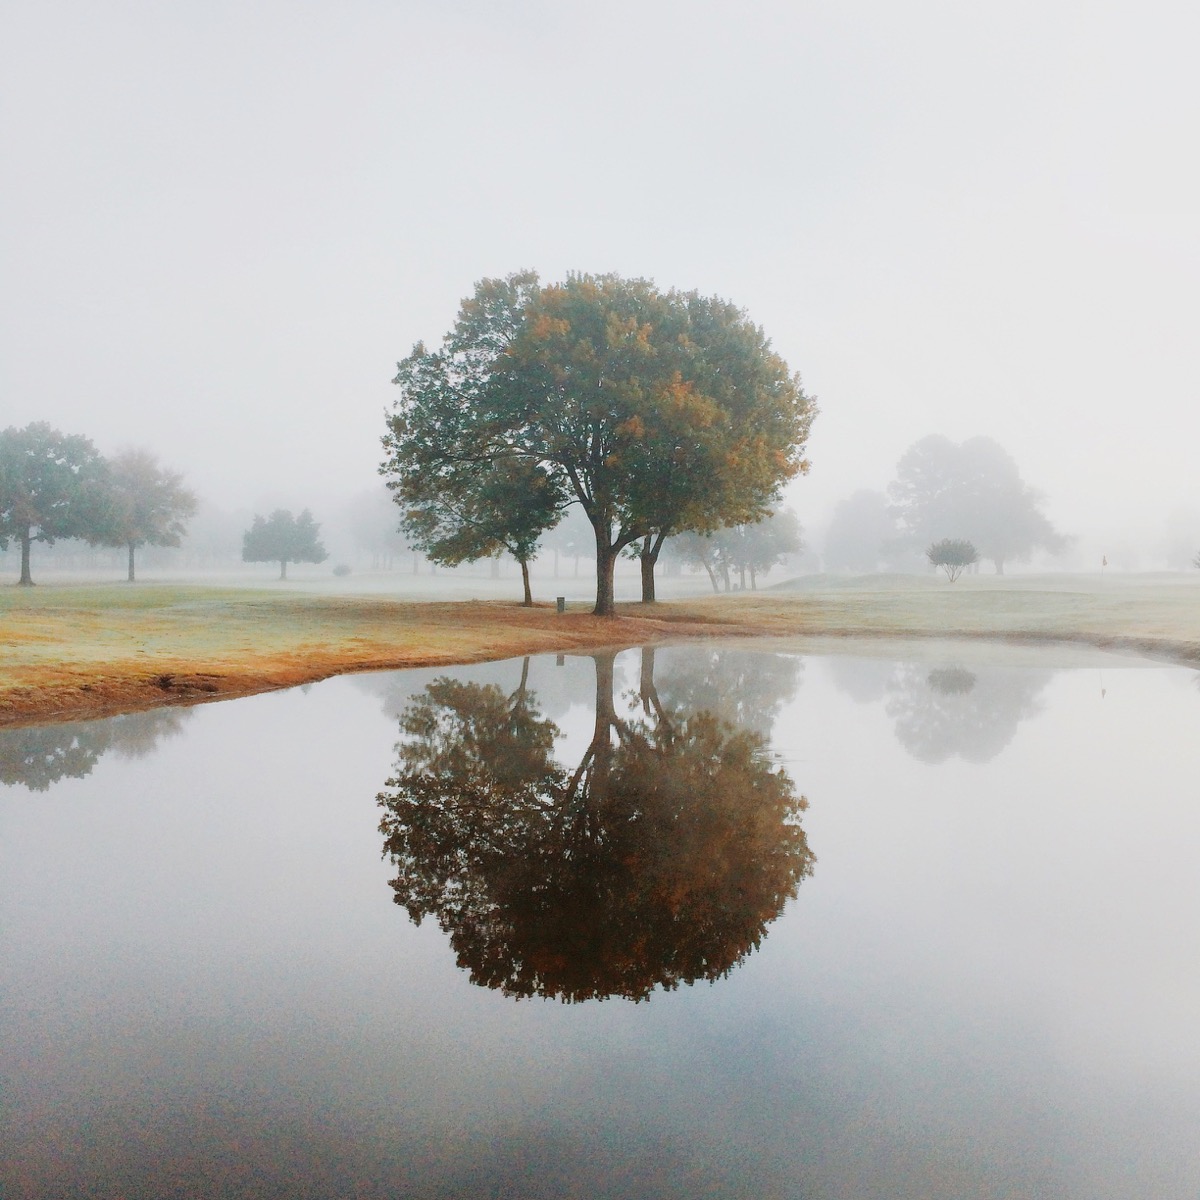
[3,641,1200,1198]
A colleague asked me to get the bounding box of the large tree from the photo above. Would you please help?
[889,435,1068,574]
[91,449,198,582]
[241,508,327,579]
[384,272,815,615]
[0,422,107,585]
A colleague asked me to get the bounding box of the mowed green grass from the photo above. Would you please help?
[3,571,1200,723]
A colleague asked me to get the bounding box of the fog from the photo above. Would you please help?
[3,1,1197,566]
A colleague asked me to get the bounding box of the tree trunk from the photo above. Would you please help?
[703,561,720,593]
[639,541,656,603]
[638,532,666,603]
[590,651,616,801]
[18,532,33,586]
[994,559,1004,575]
[639,645,656,715]
[520,558,532,606]
[749,564,757,590]
[279,559,287,580]
[594,539,617,616]
[127,542,136,583]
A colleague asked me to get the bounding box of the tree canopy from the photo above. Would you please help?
[889,435,1068,574]
[0,422,107,585]
[384,272,816,614]
[241,508,327,579]
[90,449,198,581]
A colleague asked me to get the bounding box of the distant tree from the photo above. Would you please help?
[662,531,716,590]
[395,454,567,606]
[0,422,107,585]
[726,508,803,589]
[824,489,900,573]
[665,507,802,592]
[241,508,327,579]
[384,272,815,615]
[889,435,1068,574]
[341,486,412,571]
[90,449,198,582]
[926,537,979,581]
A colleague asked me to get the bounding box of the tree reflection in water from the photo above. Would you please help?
[378,650,813,1003]
[885,663,1051,764]
[824,655,1054,764]
[0,707,194,792]
[647,645,803,738]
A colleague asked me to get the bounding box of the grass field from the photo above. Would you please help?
[3,570,1200,725]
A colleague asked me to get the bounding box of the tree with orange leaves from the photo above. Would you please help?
[383,272,816,615]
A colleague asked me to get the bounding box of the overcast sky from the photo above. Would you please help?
[3,1,1198,555]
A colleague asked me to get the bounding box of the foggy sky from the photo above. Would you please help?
[3,1,1197,557]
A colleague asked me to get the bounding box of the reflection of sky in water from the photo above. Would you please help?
[3,645,1200,1198]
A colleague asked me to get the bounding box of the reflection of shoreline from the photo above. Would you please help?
[378,648,813,1002]
[0,708,195,792]
[827,657,1053,764]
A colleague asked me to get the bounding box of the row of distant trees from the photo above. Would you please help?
[824,435,1070,575]
[0,421,334,585]
[0,422,198,585]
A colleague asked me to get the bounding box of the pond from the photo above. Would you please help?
[4,640,1200,1199]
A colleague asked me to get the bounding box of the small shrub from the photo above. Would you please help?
[926,538,979,582]
[332,563,352,577]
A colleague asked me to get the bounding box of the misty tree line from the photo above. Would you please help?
[0,423,197,585]
[13,271,1200,593]
[824,434,1071,576]
[0,416,616,588]
[0,421,337,585]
